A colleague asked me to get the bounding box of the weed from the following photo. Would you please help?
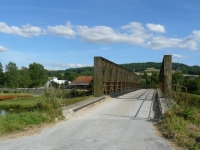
[156,93,200,149]
[0,87,92,136]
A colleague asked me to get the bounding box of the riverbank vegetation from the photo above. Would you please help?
[0,88,92,136]
[156,93,200,149]
[156,72,200,150]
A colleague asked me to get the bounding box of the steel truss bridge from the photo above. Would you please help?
[93,55,173,97]
[93,57,140,97]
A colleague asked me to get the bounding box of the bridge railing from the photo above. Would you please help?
[94,57,140,97]
[172,83,187,103]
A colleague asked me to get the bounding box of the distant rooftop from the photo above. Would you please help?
[71,76,93,85]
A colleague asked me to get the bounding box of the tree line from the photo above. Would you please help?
[1,61,200,92]
[0,62,47,88]
[121,62,200,75]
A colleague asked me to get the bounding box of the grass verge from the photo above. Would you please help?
[0,110,62,135]
[156,93,200,150]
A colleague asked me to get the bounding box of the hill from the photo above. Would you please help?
[46,62,200,81]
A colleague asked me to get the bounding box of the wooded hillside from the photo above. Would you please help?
[47,62,200,81]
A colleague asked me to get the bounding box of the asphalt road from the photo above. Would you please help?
[0,89,173,150]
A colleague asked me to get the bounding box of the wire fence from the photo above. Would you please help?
[44,85,93,107]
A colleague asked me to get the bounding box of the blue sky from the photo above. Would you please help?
[1,0,200,70]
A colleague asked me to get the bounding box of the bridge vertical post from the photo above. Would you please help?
[164,55,172,98]
[94,57,103,97]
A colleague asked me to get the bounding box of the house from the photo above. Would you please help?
[70,76,93,89]
[46,77,71,88]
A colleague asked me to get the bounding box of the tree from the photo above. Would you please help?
[0,62,4,87]
[64,72,77,81]
[151,72,159,87]
[194,76,200,94]
[18,67,31,88]
[29,62,48,88]
[140,79,146,88]
[143,72,151,85]
[172,72,184,85]
[5,62,19,88]
[56,73,64,80]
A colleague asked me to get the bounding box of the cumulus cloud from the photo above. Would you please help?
[1,21,200,51]
[76,22,151,45]
[0,46,9,52]
[49,63,92,68]
[192,30,200,40]
[47,21,75,38]
[146,23,166,33]
[121,22,145,33]
[145,30,200,50]
[0,22,45,37]
[172,54,187,58]
[145,36,182,49]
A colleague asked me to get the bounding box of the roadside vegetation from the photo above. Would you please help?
[156,72,200,150]
[0,88,92,136]
[156,93,200,150]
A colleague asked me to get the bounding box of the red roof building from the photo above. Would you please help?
[71,76,93,85]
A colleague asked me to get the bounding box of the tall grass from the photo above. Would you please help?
[156,93,200,150]
[0,86,92,136]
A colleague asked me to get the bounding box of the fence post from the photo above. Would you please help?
[84,84,85,98]
[75,84,76,101]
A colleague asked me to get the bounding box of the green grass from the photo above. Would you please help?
[0,111,58,135]
[0,95,43,105]
[0,95,45,112]
[156,93,200,150]
[0,89,93,136]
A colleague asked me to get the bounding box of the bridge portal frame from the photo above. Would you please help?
[94,57,140,97]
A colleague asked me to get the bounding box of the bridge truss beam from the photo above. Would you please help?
[94,57,140,97]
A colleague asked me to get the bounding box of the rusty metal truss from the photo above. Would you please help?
[94,57,140,97]
[159,55,172,97]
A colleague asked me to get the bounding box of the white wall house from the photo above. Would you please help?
[46,77,71,88]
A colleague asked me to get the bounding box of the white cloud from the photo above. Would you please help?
[172,54,187,58]
[76,22,151,45]
[47,21,75,38]
[121,22,145,33]
[2,21,200,51]
[49,63,92,68]
[100,47,110,50]
[145,31,200,50]
[146,23,166,33]
[179,30,200,50]
[0,46,9,52]
[0,22,45,37]
[145,36,182,49]
[192,30,200,40]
